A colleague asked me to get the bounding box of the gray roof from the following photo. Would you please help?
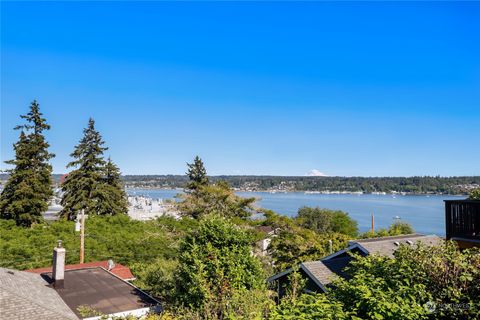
[0,268,78,320]
[269,234,443,292]
[350,234,443,258]
[300,256,354,289]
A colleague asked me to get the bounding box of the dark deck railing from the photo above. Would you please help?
[445,200,480,241]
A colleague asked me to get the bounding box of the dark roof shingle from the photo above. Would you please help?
[0,268,78,320]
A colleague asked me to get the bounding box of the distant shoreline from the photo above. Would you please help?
[125,186,468,197]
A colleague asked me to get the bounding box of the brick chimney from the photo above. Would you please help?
[52,240,65,288]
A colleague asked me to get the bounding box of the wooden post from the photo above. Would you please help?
[80,209,85,264]
[371,212,375,234]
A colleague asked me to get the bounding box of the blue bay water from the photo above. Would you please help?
[127,189,463,236]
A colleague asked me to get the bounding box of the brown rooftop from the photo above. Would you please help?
[27,260,135,281]
[41,267,159,318]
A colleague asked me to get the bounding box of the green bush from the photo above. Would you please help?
[333,241,480,319]
[0,215,192,270]
[270,294,351,320]
[469,188,480,200]
[175,215,269,318]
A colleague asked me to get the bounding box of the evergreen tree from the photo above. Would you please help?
[95,157,128,216]
[186,155,209,191]
[0,101,55,227]
[60,118,108,219]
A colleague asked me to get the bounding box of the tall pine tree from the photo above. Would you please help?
[95,157,128,216]
[60,118,127,219]
[186,155,209,191]
[0,101,55,227]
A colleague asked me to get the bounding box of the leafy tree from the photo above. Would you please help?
[61,118,126,219]
[177,181,255,219]
[469,188,480,200]
[297,207,332,233]
[175,215,268,318]
[0,101,55,227]
[186,156,209,191]
[296,207,358,237]
[268,228,349,271]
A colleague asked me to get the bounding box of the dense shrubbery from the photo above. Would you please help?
[0,215,192,270]
[270,293,351,320]
[272,242,480,320]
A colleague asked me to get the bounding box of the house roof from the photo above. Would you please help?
[350,234,443,258]
[27,260,135,281]
[0,267,78,320]
[272,255,354,291]
[257,225,275,233]
[40,267,159,318]
[269,234,443,293]
[301,260,340,287]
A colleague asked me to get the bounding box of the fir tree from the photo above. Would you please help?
[0,101,55,227]
[186,156,209,191]
[95,157,128,216]
[60,118,108,219]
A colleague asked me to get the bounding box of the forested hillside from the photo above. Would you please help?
[2,174,478,194]
[121,175,478,194]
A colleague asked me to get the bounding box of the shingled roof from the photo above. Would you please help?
[0,268,78,320]
[269,234,443,294]
[333,234,443,259]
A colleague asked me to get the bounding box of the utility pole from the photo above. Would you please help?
[371,212,375,234]
[80,209,85,264]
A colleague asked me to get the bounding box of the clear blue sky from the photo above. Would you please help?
[1,2,479,176]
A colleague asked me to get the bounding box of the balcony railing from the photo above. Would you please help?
[445,200,480,241]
